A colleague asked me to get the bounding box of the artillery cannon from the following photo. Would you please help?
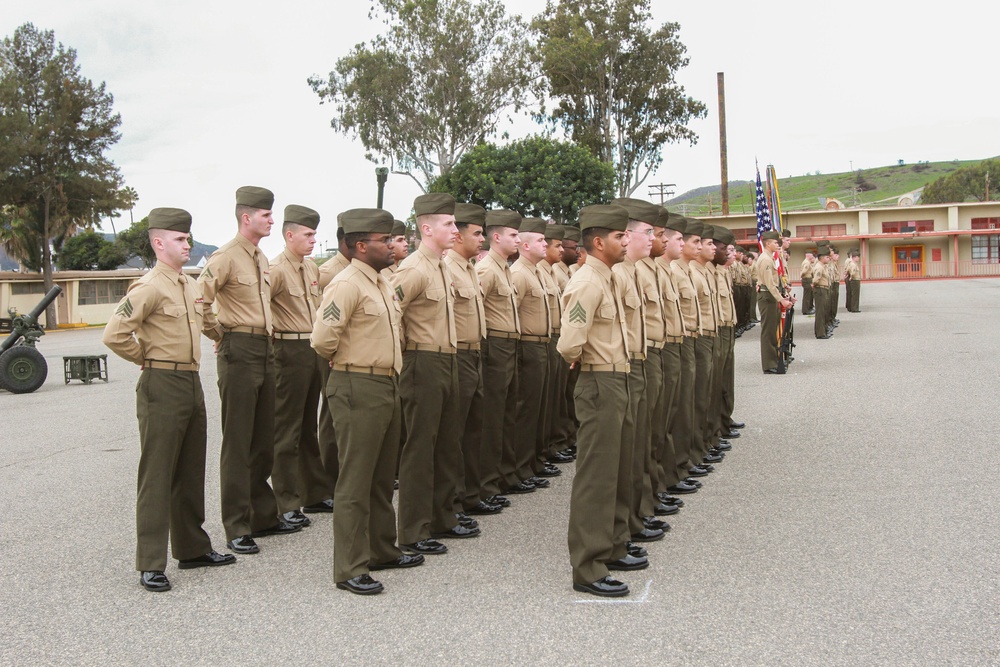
[0,285,62,394]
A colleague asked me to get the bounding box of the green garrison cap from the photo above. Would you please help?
[685,219,705,238]
[544,224,565,241]
[660,208,687,234]
[715,227,735,245]
[701,224,716,240]
[781,228,791,237]
[578,204,628,232]
[284,204,319,230]
[817,246,831,256]
[391,219,407,236]
[761,230,781,242]
[520,217,547,235]
[815,239,830,247]
[484,209,521,229]
[236,186,274,210]
[413,192,455,217]
[454,203,486,228]
[611,197,661,225]
[563,225,581,242]
[339,208,394,235]
[148,207,192,233]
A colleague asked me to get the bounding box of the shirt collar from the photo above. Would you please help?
[584,254,613,281]
[351,258,380,284]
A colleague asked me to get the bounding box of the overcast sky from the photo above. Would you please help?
[2,0,995,258]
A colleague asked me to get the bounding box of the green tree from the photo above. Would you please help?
[55,229,125,270]
[308,0,537,189]
[0,23,123,323]
[119,186,139,224]
[115,216,156,268]
[921,159,1000,204]
[532,0,706,197]
[430,136,615,221]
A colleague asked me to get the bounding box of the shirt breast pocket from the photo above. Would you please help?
[363,300,389,337]
[456,286,476,314]
[236,274,259,296]
[494,283,512,298]
[162,304,186,319]
[624,293,641,312]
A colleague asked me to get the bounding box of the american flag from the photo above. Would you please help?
[755,165,772,254]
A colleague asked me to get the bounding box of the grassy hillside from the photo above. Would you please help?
[667,158,992,217]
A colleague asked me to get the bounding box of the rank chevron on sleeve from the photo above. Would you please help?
[324,300,341,322]
[568,302,587,324]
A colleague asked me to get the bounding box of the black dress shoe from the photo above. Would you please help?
[564,445,577,455]
[716,441,732,451]
[763,367,786,374]
[502,481,535,495]
[537,464,562,477]
[486,495,511,507]
[401,539,448,555]
[643,517,669,531]
[282,510,312,528]
[250,521,302,538]
[302,499,334,513]
[527,476,550,489]
[607,553,649,571]
[336,574,383,595]
[140,571,171,592]
[573,576,629,597]
[703,453,723,464]
[178,550,237,569]
[630,527,665,542]
[721,430,740,439]
[654,502,679,516]
[226,535,260,554]
[816,334,831,339]
[548,451,575,464]
[455,513,479,529]
[626,541,647,558]
[659,495,684,507]
[683,477,704,487]
[369,553,425,570]
[687,467,709,477]
[467,500,503,515]
[430,524,481,539]
[729,421,746,429]
[667,482,698,494]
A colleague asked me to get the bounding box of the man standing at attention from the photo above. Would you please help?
[104,207,236,592]
[198,186,300,556]
[800,252,816,315]
[757,230,793,372]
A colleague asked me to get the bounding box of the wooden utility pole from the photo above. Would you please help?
[648,183,675,205]
[718,72,729,215]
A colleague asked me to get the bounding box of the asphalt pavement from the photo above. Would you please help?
[1,279,997,666]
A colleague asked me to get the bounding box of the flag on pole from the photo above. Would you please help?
[754,163,772,255]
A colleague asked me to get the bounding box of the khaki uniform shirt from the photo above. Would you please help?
[318,252,351,291]
[511,257,551,337]
[846,259,861,281]
[655,256,685,339]
[389,243,457,349]
[691,261,717,335]
[830,260,842,284]
[476,249,521,335]
[801,258,814,280]
[716,265,736,326]
[538,260,563,335]
[269,248,321,333]
[103,262,202,368]
[552,261,572,292]
[812,261,831,288]
[670,258,701,337]
[444,249,486,344]
[557,256,630,366]
[380,260,401,282]
[757,253,783,299]
[310,259,402,373]
[198,233,272,341]
[612,258,646,356]
[636,257,665,344]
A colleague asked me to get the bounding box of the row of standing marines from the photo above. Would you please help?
[104,187,766,597]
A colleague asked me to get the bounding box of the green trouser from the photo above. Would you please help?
[801,277,813,313]
[217,332,278,540]
[328,372,402,582]
[672,337,697,482]
[513,340,549,483]
[707,329,726,451]
[479,338,518,498]
[625,359,647,535]
[635,355,661,522]
[317,364,340,494]
[544,335,572,458]
[565,363,580,443]
[272,339,333,513]
[656,343,681,491]
[719,326,736,430]
[692,334,715,464]
[568,370,633,585]
[814,287,830,337]
[847,279,861,311]
[397,350,461,544]
[135,369,212,571]
[750,282,759,320]
[758,292,779,371]
[831,281,840,318]
[455,348,484,512]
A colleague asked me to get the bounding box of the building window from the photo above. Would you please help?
[881,220,934,233]
[10,282,46,296]
[732,228,759,241]
[78,279,129,305]
[796,224,847,238]
[971,235,1000,264]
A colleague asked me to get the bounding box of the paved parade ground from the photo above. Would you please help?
[1,279,998,666]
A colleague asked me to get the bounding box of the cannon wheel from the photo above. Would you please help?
[0,345,48,394]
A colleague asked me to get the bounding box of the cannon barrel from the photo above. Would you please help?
[2,285,63,353]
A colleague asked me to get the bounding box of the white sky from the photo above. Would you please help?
[2,0,996,258]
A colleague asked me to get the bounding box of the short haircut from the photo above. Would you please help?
[235,204,258,224]
[484,225,506,241]
[282,221,304,236]
[344,231,374,251]
[626,219,646,231]
[336,226,345,241]
[682,233,699,242]
[582,227,612,252]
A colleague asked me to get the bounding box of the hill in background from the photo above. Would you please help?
[0,235,218,271]
[666,158,991,217]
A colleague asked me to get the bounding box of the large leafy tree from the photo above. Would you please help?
[921,159,1000,204]
[308,0,537,189]
[532,0,706,197]
[115,216,156,269]
[55,229,127,271]
[431,136,615,221]
[0,23,123,323]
